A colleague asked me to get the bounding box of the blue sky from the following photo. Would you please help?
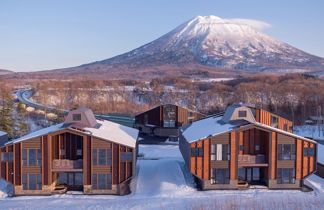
[1,0,324,72]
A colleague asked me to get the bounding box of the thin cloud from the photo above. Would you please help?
[228,18,272,31]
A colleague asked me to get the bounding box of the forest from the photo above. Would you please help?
[21,73,324,125]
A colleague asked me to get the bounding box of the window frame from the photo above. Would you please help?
[22,173,42,190]
[72,114,81,121]
[277,144,296,160]
[1,152,13,162]
[238,110,247,118]
[211,168,230,184]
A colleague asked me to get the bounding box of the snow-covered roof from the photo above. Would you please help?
[0,131,7,136]
[182,116,240,143]
[79,119,138,148]
[317,143,324,165]
[6,123,67,145]
[182,115,316,144]
[5,120,138,148]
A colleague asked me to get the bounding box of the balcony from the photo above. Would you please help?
[238,154,268,167]
[52,159,83,172]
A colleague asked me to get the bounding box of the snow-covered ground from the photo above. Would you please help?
[1,144,324,209]
[294,125,324,140]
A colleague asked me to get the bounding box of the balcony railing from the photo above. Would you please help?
[238,154,268,167]
[52,159,83,172]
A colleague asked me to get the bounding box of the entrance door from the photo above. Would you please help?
[57,173,83,191]
[238,168,261,183]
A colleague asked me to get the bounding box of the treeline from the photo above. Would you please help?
[29,74,324,125]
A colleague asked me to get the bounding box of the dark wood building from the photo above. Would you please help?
[180,104,316,190]
[135,104,206,138]
[0,108,138,196]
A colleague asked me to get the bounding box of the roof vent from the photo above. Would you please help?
[64,107,98,128]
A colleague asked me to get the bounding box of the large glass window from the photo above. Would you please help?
[277,168,295,184]
[277,144,296,160]
[92,149,112,165]
[211,168,230,184]
[121,152,133,162]
[191,148,203,157]
[163,120,176,128]
[22,174,42,190]
[271,116,278,127]
[1,152,13,162]
[92,173,112,190]
[304,147,315,157]
[22,149,42,166]
[211,144,230,161]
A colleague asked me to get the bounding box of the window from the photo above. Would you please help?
[1,152,13,162]
[164,120,176,128]
[121,152,133,162]
[191,148,203,157]
[304,148,315,157]
[22,174,42,190]
[92,149,97,165]
[239,145,244,151]
[92,149,112,165]
[73,114,81,121]
[92,174,112,190]
[188,112,193,117]
[255,145,260,151]
[99,149,107,165]
[189,119,193,124]
[277,168,295,184]
[211,144,230,161]
[238,111,247,118]
[23,149,42,166]
[283,124,288,131]
[271,116,278,127]
[211,168,230,184]
[277,144,295,160]
[60,149,65,156]
[77,149,82,156]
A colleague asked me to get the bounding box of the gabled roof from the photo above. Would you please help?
[5,119,139,148]
[135,103,204,117]
[182,114,316,144]
[181,115,248,143]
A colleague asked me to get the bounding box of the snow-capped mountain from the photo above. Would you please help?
[41,15,324,78]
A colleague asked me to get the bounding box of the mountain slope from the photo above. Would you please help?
[39,15,324,78]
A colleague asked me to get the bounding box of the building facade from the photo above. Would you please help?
[0,108,139,196]
[135,104,206,138]
[179,104,316,190]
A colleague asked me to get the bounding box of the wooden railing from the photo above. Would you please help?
[238,154,267,166]
[52,159,83,171]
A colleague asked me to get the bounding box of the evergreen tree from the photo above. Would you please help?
[0,93,16,139]
[15,102,29,137]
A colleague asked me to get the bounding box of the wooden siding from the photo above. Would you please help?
[136,104,206,128]
[296,139,303,179]
[14,143,21,185]
[230,131,237,180]
[270,131,277,179]
[256,109,293,133]
[203,138,210,180]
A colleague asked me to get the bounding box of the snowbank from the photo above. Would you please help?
[0,178,13,198]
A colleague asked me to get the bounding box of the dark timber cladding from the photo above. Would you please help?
[180,104,317,190]
[0,107,138,196]
[256,109,293,133]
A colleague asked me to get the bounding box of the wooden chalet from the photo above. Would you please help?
[135,104,206,139]
[179,104,317,190]
[0,108,139,196]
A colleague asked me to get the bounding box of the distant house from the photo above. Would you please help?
[135,104,206,139]
[0,108,139,196]
[179,104,316,190]
[306,116,324,125]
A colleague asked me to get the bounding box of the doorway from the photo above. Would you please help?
[57,172,83,191]
[238,167,265,185]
